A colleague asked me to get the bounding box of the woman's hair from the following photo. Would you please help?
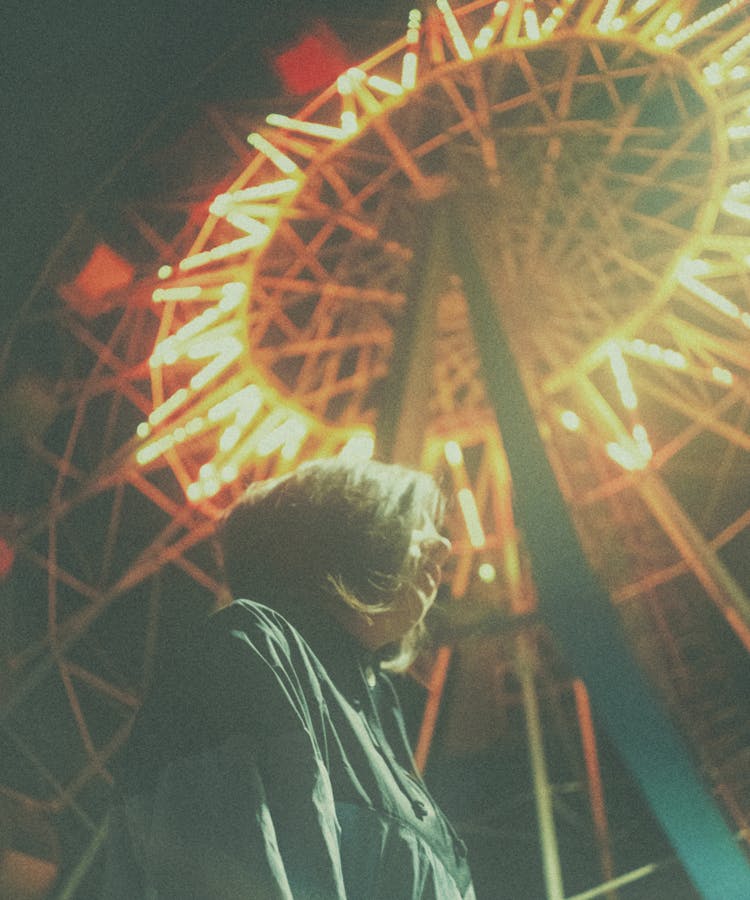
[218,457,445,618]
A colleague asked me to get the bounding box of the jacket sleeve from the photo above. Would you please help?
[103,601,347,899]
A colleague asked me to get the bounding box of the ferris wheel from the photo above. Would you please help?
[2,1,750,897]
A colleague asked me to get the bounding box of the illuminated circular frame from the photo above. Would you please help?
[138,0,750,537]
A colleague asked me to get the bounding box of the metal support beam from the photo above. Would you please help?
[376,204,447,465]
[449,196,750,900]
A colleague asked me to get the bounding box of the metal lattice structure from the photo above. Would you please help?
[2,1,750,896]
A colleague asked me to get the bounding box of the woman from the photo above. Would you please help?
[103,457,475,899]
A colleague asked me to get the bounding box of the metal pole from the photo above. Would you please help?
[517,634,566,900]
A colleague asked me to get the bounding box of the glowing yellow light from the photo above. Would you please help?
[474,27,494,50]
[256,416,308,460]
[678,272,743,321]
[597,0,622,34]
[457,488,486,549]
[606,442,641,471]
[475,0,510,47]
[186,417,205,436]
[219,282,246,311]
[208,385,263,422]
[157,265,173,280]
[266,113,345,141]
[401,51,418,89]
[664,12,682,31]
[136,433,176,466]
[179,235,262,272]
[607,343,638,410]
[186,482,203,502]
[406,8,421,44]
[541,6,564,35]
[341,110,359,135]
[634,0,658,11]
[478,562,497,584]
[730,180,750,196]
[221,463,239,483]
[202,476,221,498]
[672,0,748,48]
[225,212,272,244]
[173,426,186,443]
[560,410,581,431]
[339,432,375,462]
[437,0,473,60]
[678,258,711,277]
[712,366,734,385]
[729,65,749,80]
[152,286,202,303]
[189,341,243,391]
[219,425,242,453]
[444,440,464,466]
[632,424,652,461]
[136,421,150,439]
[149,388,189,426]
[247,133,299,174]
[728,124,750,140]
[523,6,541,41]
[722,197,750,220]
[625,339,687,370]
[219,180,299,207]
[723,33,750,64]
[703,63,723,85]
[367,75,404,97]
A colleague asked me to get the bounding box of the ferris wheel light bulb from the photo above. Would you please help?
[712,366,734,385]
[560,410,581,431]
[444,440,463,466]
[247,133,299,174]
[221,463,239,483]
[478,563,496,584]
[219,425,242,453]
[457,488,486,549]
[340,432,375,462]
[186,482,203,502]
[401,52,418,89]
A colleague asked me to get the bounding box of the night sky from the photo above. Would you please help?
[4,0,408,325]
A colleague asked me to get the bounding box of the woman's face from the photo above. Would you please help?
[346,515,452,652]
